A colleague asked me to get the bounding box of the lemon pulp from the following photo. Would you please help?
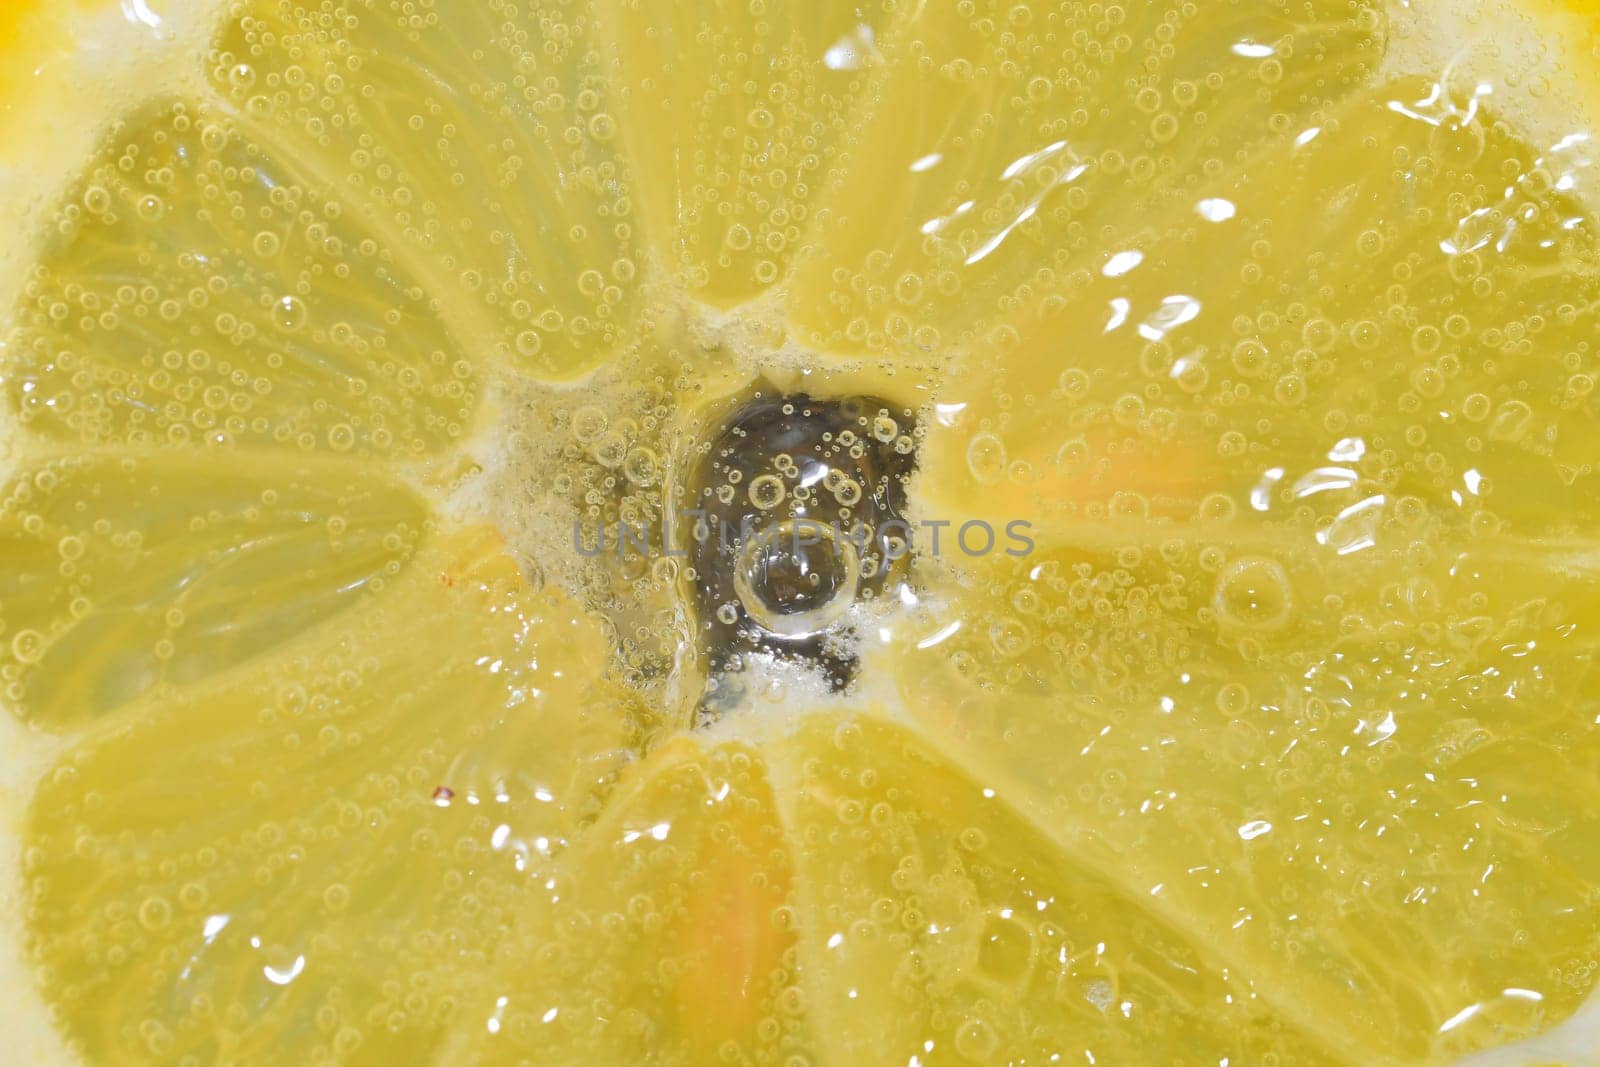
[4,0,1600,1064]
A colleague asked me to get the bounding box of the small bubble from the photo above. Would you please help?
[954,1018,999,1061]
[592,430,628,468]
[327,424,356,452]
[272,295,308,333]
[749,473,786,510]
[572,405,608,444]
[624,447,658,486]
[966,432,1007,485]
[515,330,543,357]
[1216,683,1250,715]
[10,629,46,665]
[1213,557,1294,632]
[137,897,171,931]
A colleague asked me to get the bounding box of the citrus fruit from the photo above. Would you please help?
[3,0,1600,1064]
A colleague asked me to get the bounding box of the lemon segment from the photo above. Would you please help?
[7,96,484,456]
[23,527,641,1064]
[885,525,1600,1061]
[462,735,804,1063]
[782,0,1384,358]
[602,0,894,307]
[911,75,1600,540]
[769,710,1343,1063]
[0,451,426,729]
[208,0,644,382]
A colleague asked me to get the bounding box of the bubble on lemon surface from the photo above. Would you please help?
[1212,557,1295,633]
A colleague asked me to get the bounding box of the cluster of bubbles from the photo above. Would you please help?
[211,0,643,380]
[8,100,481,456]
[500,367,923,714]
[783,0,1386,359]
[683,389,918,703]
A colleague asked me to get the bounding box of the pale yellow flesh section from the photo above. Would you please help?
[208,0,645,382]
[885,533,1600,1062]
[8,97,482,456]
[0,451,425,728]
[913,75,1600,540]
[601,0,895,307]
[782,0,1385,358]
[24,529,642,1064]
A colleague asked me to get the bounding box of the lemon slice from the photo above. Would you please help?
[4,0,1600,1064]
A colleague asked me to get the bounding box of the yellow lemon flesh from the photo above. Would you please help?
[4,1,1600,1065]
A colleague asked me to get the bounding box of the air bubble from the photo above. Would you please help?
[1213,557,1294,632]
[272,296,307,333]
[327,424,356,452]
[749,474,786,510]
[733,520,860,639]
[954,1018,999,1061]
[623,447,658,486]
[137,897,171,931]
[572,406,608,444]
[966,432,1007,485]
[1216,683,1250,715]
[10,629,46,665]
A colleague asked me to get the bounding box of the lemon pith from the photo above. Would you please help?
[3,0,1600,1064]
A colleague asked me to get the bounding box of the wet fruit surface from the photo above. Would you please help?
[4,0,1600,1064]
